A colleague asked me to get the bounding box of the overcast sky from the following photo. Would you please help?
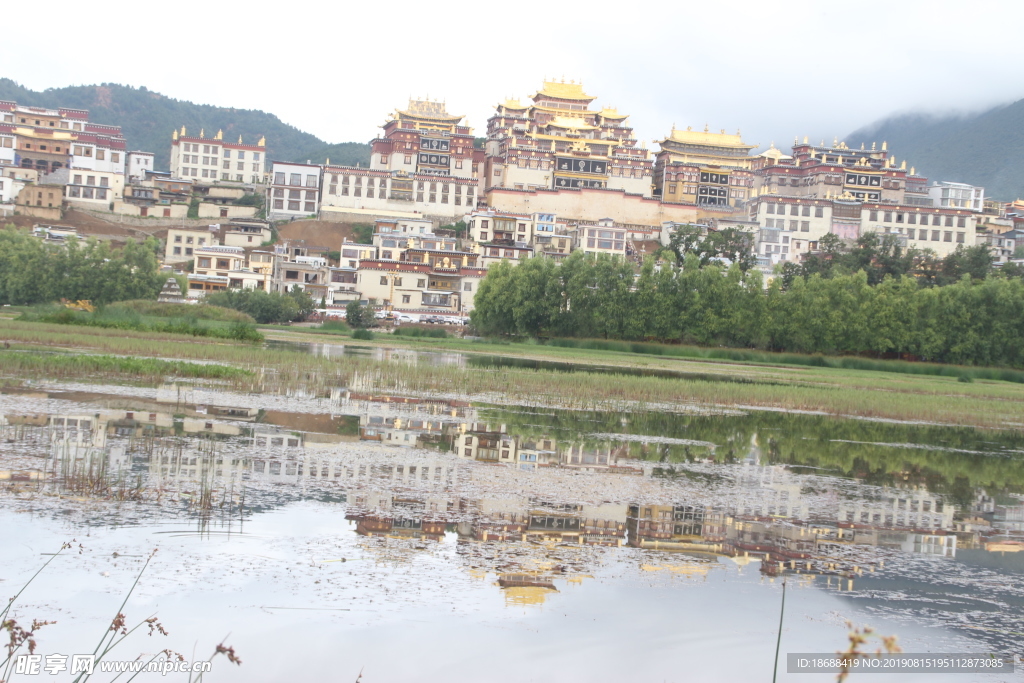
[8,0,1024,152]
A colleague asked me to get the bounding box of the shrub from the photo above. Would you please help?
[320,320,350,332]
[111,300,254,323]
[392,326,449,338]
[352,329,374,340]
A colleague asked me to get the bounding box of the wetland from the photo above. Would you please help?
[1,321,1022,682]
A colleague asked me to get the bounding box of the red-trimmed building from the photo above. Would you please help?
[170,126,266,184]
[484,80,654,197]
[319,99,484,222]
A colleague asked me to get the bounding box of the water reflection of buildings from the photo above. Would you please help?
[837,487,954,530]
[454,424,641,474]
[8,397,1024,599]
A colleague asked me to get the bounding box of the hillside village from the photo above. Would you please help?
[4,80,1024,322]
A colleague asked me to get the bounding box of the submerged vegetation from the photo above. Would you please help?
[0,350,251,382]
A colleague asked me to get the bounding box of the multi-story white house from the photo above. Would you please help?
[126,151,155,183]
[928,181,984,212]
[170,128,266,184]
[267,161,322,220]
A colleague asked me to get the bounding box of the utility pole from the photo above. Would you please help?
[772,577,787,683]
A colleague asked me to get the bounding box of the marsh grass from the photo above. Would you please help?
[542,337,1024,383]
[19,305,263,343]
[392,325,449,339]
[3,320,1023,428]
[111,300,255,323]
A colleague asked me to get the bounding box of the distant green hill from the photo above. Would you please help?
[848,97,1024,201]
[0,78,370,171]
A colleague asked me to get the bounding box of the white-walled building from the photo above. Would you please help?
[70,127,127,175]
[0,168,28,205]
[928,181,983,212]
[170,128,266,184]
[63,168,124,206]
[748,194,978,258]
[0,123,15,166]
[126,151,155,183]
[267,161,322,220]
[165,228,220,264]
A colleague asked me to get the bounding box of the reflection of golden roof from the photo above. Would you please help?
[396,99,463,122]
[641,563,710,577]
[502,586,556,606]
[661,127,754,149]
[534,80,593,101]
[985,541,1023,553]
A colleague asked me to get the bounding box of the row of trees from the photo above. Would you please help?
[0,226,320,324]
[665,226,1001,287]
[0,226,165,305]
[781,233,998,287]
[470,250,1024,367]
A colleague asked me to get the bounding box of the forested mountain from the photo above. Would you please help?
[848,97,1024,201]
[0,79,370,171]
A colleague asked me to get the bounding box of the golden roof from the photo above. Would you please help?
[759,144,792,160]
[533,80,593,101]
[396,99,463,122]
[661,126,754,149]
[599,107,628,119]
[546,115,598,131]
[501,98,527,110]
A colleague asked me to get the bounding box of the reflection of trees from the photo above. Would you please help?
[477,405,1024,494]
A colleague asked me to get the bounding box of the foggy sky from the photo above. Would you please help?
[8,0,1024,152]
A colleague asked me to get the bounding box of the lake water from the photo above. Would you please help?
[1,348,1022,682]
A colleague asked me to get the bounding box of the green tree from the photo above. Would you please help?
[345,300,374,328]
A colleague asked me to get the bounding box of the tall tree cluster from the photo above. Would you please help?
[471,250,1024,367]
[0,226,164,305]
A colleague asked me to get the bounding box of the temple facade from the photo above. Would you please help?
[484,80,653,196]
[747,138,978,262]
[318,99,484,223]
[653,127,757,208]
[369,99,478,180]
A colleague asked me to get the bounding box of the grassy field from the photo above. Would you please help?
[2,318,1024,429]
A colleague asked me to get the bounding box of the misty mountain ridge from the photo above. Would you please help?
[848,96,1024,201]
[0,79,370,172]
